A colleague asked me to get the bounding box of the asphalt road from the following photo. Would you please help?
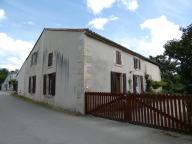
[0,91,192,144]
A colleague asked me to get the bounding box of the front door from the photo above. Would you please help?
[111,72,126,93]
[133,75,143,93]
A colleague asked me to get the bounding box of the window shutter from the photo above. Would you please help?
[119,52,122,64]
[111,72,115,92]
[116,51,118,64]
[43,75,47,95]
[133,75,136,93]
[116,51,122,64]
[134,58,136,69]
[123,73,127,93]
[52,73,56,96]
[28,77,31,93]
[48,53,53,66]
[34,52,38,65]
[139,60,141,69]
[48,74,51,95]
[140,76,144,93]
[32,76,36,93]
[48,73,56,96]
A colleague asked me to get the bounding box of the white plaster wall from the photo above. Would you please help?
[17,30,85,113]
[42,30,85,113]
[21,33,45,101]
[144,61,161,81]
[84,36,161,93]
[17,64,26,95]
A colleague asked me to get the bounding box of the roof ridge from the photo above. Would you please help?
[44,28,89,32]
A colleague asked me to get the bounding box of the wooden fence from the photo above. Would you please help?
[85,92,192,134]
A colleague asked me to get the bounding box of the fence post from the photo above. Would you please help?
[85,92,87,114]
[123,94,127,122]
[124,94,131,122]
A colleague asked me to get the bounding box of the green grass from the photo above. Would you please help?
[10,92,82,116]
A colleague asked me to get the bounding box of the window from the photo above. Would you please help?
[31,52,38,66]
[48,73,56,96]
[28,76,36,94]
[32,76,36,93]
[43,73,56,96]
[28,77,31,93]
[48,52,53,66]
[134,58,141,69]
[43,75,47,95]
[116,51,122,65]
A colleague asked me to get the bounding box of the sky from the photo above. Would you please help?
[0,0,191,70]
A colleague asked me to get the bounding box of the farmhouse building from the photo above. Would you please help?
[17,28,161,113]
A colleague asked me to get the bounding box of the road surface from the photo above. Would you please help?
[0,91,191,144]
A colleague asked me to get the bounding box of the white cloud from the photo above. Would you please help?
[119,36,138,50]
[120,39,130,48]
[27,21,35,25]
[119,15,182,57]
[0,57,23,70]
[88,16,119,30]
[138,15,182,56]
[120,0,138,11]
[87,0,116,15]
[0,33,33,70]
[86,0,138,14]
[0,9,6,21]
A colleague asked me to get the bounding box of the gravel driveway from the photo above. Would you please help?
[0,91,191,144]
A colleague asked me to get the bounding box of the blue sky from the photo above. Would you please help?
[0,0,191,70]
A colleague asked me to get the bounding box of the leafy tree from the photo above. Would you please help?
[145,73,166,93]
[10,79,17,91]
[0,68,9,89]
[164,24,192,93]
[149,24,192,94]
[149,55,184,93]
[149,55,176,80]
[145,74,152,92]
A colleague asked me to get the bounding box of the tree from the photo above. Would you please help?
[149,55,184,93]
[10,79,17,91]
[164,24,192,93]
[150,24,192,94]
[149,55,176,79]
[0,68,9,89]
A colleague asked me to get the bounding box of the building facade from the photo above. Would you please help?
[1,72,17,91]
[17,28,161,113]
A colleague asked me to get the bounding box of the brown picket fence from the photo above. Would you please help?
[85,92,192,134]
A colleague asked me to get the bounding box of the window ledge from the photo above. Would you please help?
[44,95,55,98]
[47,65,54,69]
[115,63,123,67]
[134,68,141,71]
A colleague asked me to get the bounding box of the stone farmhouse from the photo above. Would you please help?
[17,28,161,113]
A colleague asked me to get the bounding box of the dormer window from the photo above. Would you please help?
[31,52,38,66]
[116,51,122,65]
[48,52,53,67]
[134,57,141,69]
